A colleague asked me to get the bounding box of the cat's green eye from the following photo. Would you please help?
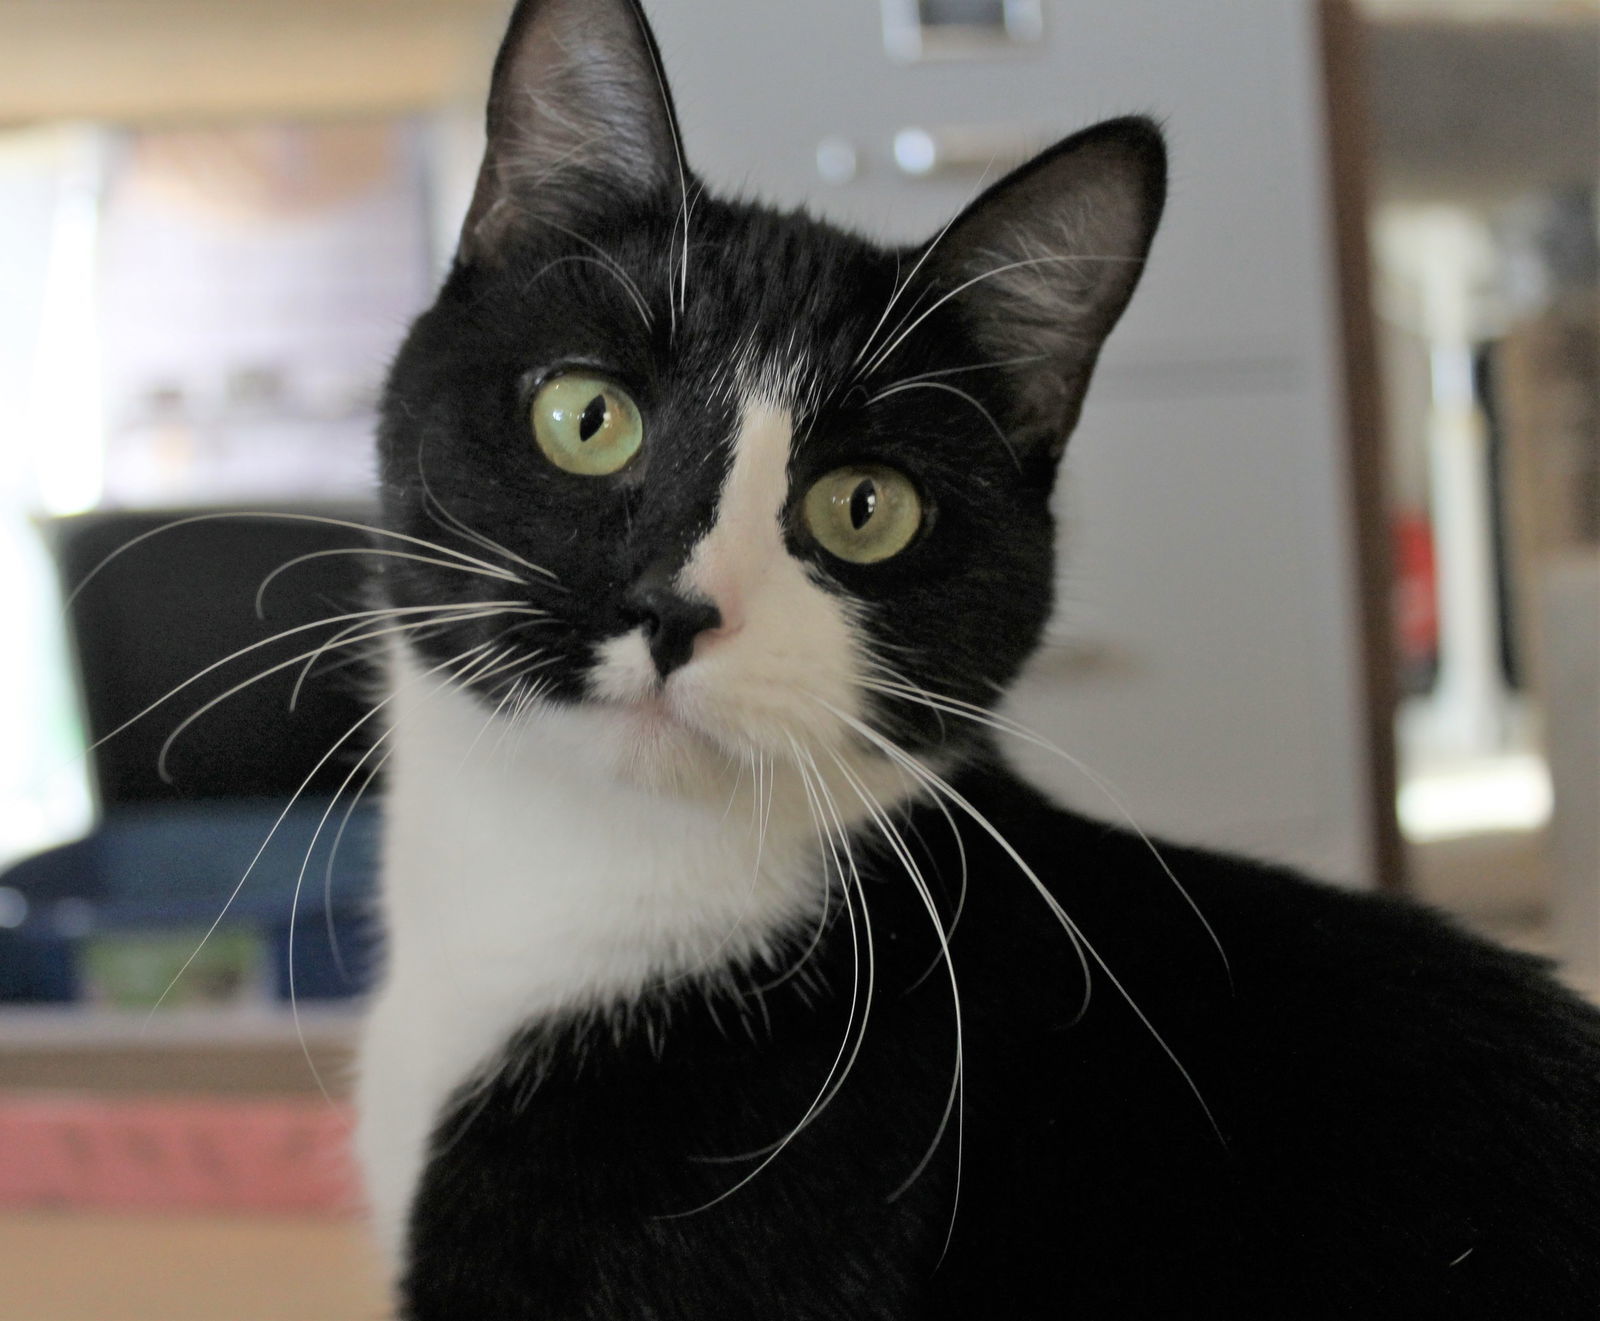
[803,465,923,565]
[530,373,643,475]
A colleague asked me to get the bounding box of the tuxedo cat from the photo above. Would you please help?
[355,1,1600,1315]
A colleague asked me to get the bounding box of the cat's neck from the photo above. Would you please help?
[360,646,919,1257]
[378,646,830,1014]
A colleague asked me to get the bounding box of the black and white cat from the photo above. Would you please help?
[354,0,1600,1315]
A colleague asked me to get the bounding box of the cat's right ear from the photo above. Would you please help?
[458,0,685,265]
[916,117,1167,458]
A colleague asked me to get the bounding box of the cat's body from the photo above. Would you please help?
[370,733,1600,1317]
[356,0,1600,1314]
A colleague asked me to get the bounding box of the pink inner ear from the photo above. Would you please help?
[460,0,684,264]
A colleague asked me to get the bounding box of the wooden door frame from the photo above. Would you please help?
[1319,0,1409,893]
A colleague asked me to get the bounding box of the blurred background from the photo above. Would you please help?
[0,1,1594,1316]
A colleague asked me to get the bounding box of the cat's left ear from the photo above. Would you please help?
[458,0,685,264]
[919,117,1166,457]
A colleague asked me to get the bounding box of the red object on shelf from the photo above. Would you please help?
[0,1094,357,1214]
[1392,511,1439,664]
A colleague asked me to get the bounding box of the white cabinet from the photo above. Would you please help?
[655,0,1334,364]
[649,0,1376,883]
[1014,386,1372,881]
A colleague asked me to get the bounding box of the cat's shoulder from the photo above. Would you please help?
[958,761,1600,1068]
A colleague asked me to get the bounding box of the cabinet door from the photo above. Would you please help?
[1008,385,1372,882]
[651,0,1337,369]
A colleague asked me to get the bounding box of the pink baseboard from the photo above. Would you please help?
[0,1094,358,1214]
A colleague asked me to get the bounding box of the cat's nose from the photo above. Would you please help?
[622,578,722,680]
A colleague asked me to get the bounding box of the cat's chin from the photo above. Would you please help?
[585,693,738,798]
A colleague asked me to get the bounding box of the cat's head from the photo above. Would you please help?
[375,0,1163,797]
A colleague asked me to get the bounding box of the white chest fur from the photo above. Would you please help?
[354,648,827,1261]
[354,394,914,1263]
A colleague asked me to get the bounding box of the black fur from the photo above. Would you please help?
[405,767,1600,1318]
[377,1,1600,1314]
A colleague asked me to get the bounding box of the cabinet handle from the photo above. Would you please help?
[892,124,1039,178]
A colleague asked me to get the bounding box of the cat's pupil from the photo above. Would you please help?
[849,479,877,530]
[578,395,608,443]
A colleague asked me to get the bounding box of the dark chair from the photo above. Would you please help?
[1,507,384,1005]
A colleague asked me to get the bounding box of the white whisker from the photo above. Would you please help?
[64,511,529,615]
[866,354,1047,394]
[864,379,1019,469]
[155,605,544,782]
[846,164,1000,376]
[524,213,655,329]
[141,639,492,1028]
[858,251,1140,381]
[664,743,871,1212]
[255,546,524,617]
[321,741,393,987]
[859,673,1230,986]
[416,451,561,585]
[287,640,512,1097]
[77,602,529,772]
[818,699,1225,1145]
[625,0,692,328]
[289,606,546,713]
[522,254,655,332]
[786,742,878,1138]
[823,746,964,1254]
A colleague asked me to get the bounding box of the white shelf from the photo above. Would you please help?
[0,1003,360,1053]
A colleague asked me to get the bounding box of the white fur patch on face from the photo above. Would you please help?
[676,396,795,639]
[590,627,657,702]
[587,395,865,777]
